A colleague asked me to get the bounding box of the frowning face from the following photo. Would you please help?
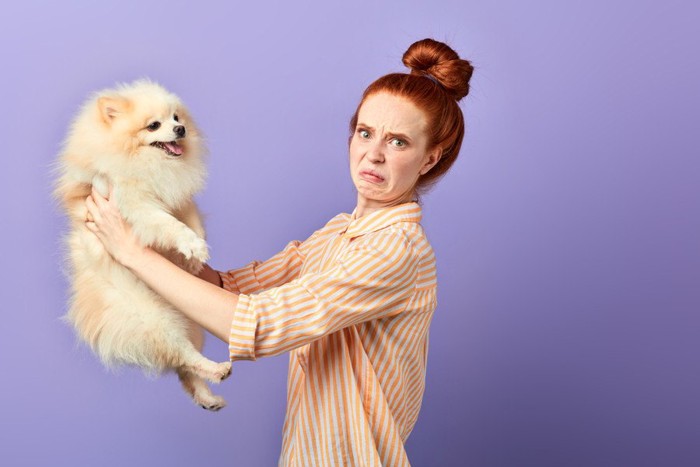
[349,92,440,216]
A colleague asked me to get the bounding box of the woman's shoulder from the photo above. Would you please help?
[354,221,434,263]
[325,212,353,229]
[388,221,434,254]
[312,212,352,237]
[300,212,352,246]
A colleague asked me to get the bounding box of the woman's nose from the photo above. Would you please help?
[367,142,385,163]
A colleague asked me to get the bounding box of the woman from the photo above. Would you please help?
[85,38,474,466]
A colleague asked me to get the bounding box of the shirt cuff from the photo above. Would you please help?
[229,294,257,361]
[219,270,241,293]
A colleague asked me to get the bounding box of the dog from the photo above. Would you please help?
[53,79,231,411]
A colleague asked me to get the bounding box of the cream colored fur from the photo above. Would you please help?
[54,80,231,411]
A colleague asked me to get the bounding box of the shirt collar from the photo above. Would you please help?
[340,202,422,239]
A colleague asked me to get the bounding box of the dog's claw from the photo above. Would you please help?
[201,403,223,412]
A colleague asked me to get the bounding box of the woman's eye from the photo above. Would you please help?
[391,139,406,148]
[358,129,370,139]
[173,115,179,122]
[147,121,161,131]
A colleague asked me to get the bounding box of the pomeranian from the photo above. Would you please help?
[54,79,231,411]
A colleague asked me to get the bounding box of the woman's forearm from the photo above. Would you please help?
[124,248,237,343]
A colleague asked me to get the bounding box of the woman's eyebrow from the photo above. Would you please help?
[386,131,412,142]
[357,123,412,140]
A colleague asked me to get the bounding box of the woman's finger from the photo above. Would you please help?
[91,186,108,207]
[85,195,102,224]
[108,187,120,210]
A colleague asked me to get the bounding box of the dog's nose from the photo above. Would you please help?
[174,125,186,138]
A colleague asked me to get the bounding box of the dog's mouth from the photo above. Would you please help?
[150,141,184,157]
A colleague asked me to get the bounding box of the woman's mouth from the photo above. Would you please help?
[359,170,385,183]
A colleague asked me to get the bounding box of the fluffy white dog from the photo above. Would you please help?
[54,80,231,411]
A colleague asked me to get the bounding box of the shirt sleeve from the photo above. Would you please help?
[229,229,420,361]
[217,216,342,295]
[218,239,307,295]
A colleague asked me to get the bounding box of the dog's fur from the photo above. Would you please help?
[54,80,231,411]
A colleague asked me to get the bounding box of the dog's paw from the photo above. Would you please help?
[197,361,232,384]
[177,233,209,263]
[214,361,232,383]
[181,256,205,275]
[190,237,210,263]
[195,393,227,412]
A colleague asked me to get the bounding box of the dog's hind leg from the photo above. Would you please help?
[178,320,232,384]
[176,341,232,384]
[177,369,226,411]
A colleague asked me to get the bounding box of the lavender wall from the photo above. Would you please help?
[2,1,698,466]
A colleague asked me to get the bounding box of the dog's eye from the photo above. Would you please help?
[173,115,179,122]
[147,121,161,131]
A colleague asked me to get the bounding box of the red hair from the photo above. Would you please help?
[349,39,474,195]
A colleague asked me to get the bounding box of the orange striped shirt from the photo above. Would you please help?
[220,202,437,466]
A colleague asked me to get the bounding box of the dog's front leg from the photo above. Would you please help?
[173,200,206,240]
[172,200,208,273]
[117,195,209,264]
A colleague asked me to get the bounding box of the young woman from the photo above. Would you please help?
[85,38,474,466]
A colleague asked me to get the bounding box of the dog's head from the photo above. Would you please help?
[95,80,203,161]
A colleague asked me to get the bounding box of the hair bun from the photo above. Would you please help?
[402,38,474,101]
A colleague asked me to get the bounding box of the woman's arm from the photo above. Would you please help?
[218,217,330,295]
[219,240,305,294]
[85,187,236,342]
[229,229,420,361]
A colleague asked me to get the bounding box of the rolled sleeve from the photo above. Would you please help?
[219,228,328,295]
[229,294,258,361]
[218,240,303,295]
[219,270,241,294]
[227,229,420,360]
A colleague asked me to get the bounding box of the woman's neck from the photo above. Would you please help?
[354,193,416,218]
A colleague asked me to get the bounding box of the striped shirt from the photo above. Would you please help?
[220,202,437,466]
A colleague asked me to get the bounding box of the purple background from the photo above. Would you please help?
[2,1,699,466]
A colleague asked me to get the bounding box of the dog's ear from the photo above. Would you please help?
[97,96,130,123]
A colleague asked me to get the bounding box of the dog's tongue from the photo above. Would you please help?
[165,142,183,155]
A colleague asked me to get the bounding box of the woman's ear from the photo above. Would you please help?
[419,148,442,175]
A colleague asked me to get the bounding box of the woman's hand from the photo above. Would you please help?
[85,185,145,267]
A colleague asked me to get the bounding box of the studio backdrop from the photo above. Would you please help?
[1,1,698,466]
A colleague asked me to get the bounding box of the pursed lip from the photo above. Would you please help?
[359,169,385,183]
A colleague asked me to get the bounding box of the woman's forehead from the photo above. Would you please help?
[357,92,427,135]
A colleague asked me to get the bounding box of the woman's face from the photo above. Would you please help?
[349,92,440,213]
